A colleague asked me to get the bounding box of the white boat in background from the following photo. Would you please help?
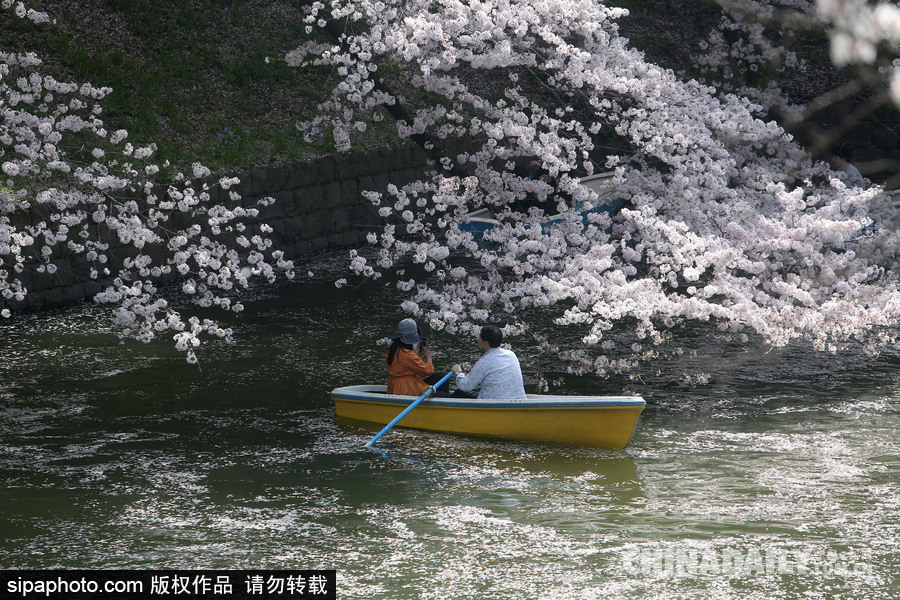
[460,172,623,236]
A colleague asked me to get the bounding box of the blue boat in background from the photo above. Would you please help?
[458,172,624,238]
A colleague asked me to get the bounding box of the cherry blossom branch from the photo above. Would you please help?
[1,3,295,362]
[292,0,900,377]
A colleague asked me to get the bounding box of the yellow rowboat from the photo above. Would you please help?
[330,385,646,448]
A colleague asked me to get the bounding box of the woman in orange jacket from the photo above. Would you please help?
[386,318,452,396]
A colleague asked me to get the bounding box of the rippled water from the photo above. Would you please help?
[1,259,898,599]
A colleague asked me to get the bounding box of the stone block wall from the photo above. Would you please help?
[229,143,431,257]
[1,143,431,312]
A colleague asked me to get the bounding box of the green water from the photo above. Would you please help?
[1,260,899,599]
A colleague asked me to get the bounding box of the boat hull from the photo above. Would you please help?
[458,172,624,238]
[331,385,645,448]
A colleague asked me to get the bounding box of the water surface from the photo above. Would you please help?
[1,261,898,599]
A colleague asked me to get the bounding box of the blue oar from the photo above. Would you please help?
[365,370,455,448]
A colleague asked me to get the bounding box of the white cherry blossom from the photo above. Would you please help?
[1,4,294,360]
[296,0,900,375]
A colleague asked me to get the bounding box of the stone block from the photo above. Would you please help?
[168,209,192,231]
[29,205,54,228]
[266,190,293,217]
[268,164,289,192]
[232,170,254,198]
[339,179,359,207]
[71,258,94,281]
[216,226,239,250]
[356,148,382,178]
[382,145,408,172]
[292,240,314,256]
[333,209,350,233]
[146,246,167,268]
[314,157,335,185]
[282,161,304,189]
[41,287,65,307]
[310,237,329,252]
[292,159,317,187]
[299,186,326,213]
[371,173,390,195]
[409,142,430,166]
[270,217,288,242]
[278,241,300,259]
[3,296,25,311]
[342,230,361,246]
[351,203,381,226]
[323,211,339,235]
[358,175,376,198]
[15,270,33,294]
[31,271,53,292]
[52,259,76,286]
[336,150,358,180]
[386,170,405,188]
[249,167,270,197]
[396,167,428,188]
[281,216,304,241]
[24,291,46,308]
[57,284,85,305]
[305,211,328,237]
[326,233,345,249]
[82,281,103,298]
[291,188,306,213]
[325,181,343,209]
[205,182,226,205]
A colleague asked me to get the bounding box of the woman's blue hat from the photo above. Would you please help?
[394,318,423,345]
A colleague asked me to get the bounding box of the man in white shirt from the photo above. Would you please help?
[451,326,527,400]
[830,147,865,188]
